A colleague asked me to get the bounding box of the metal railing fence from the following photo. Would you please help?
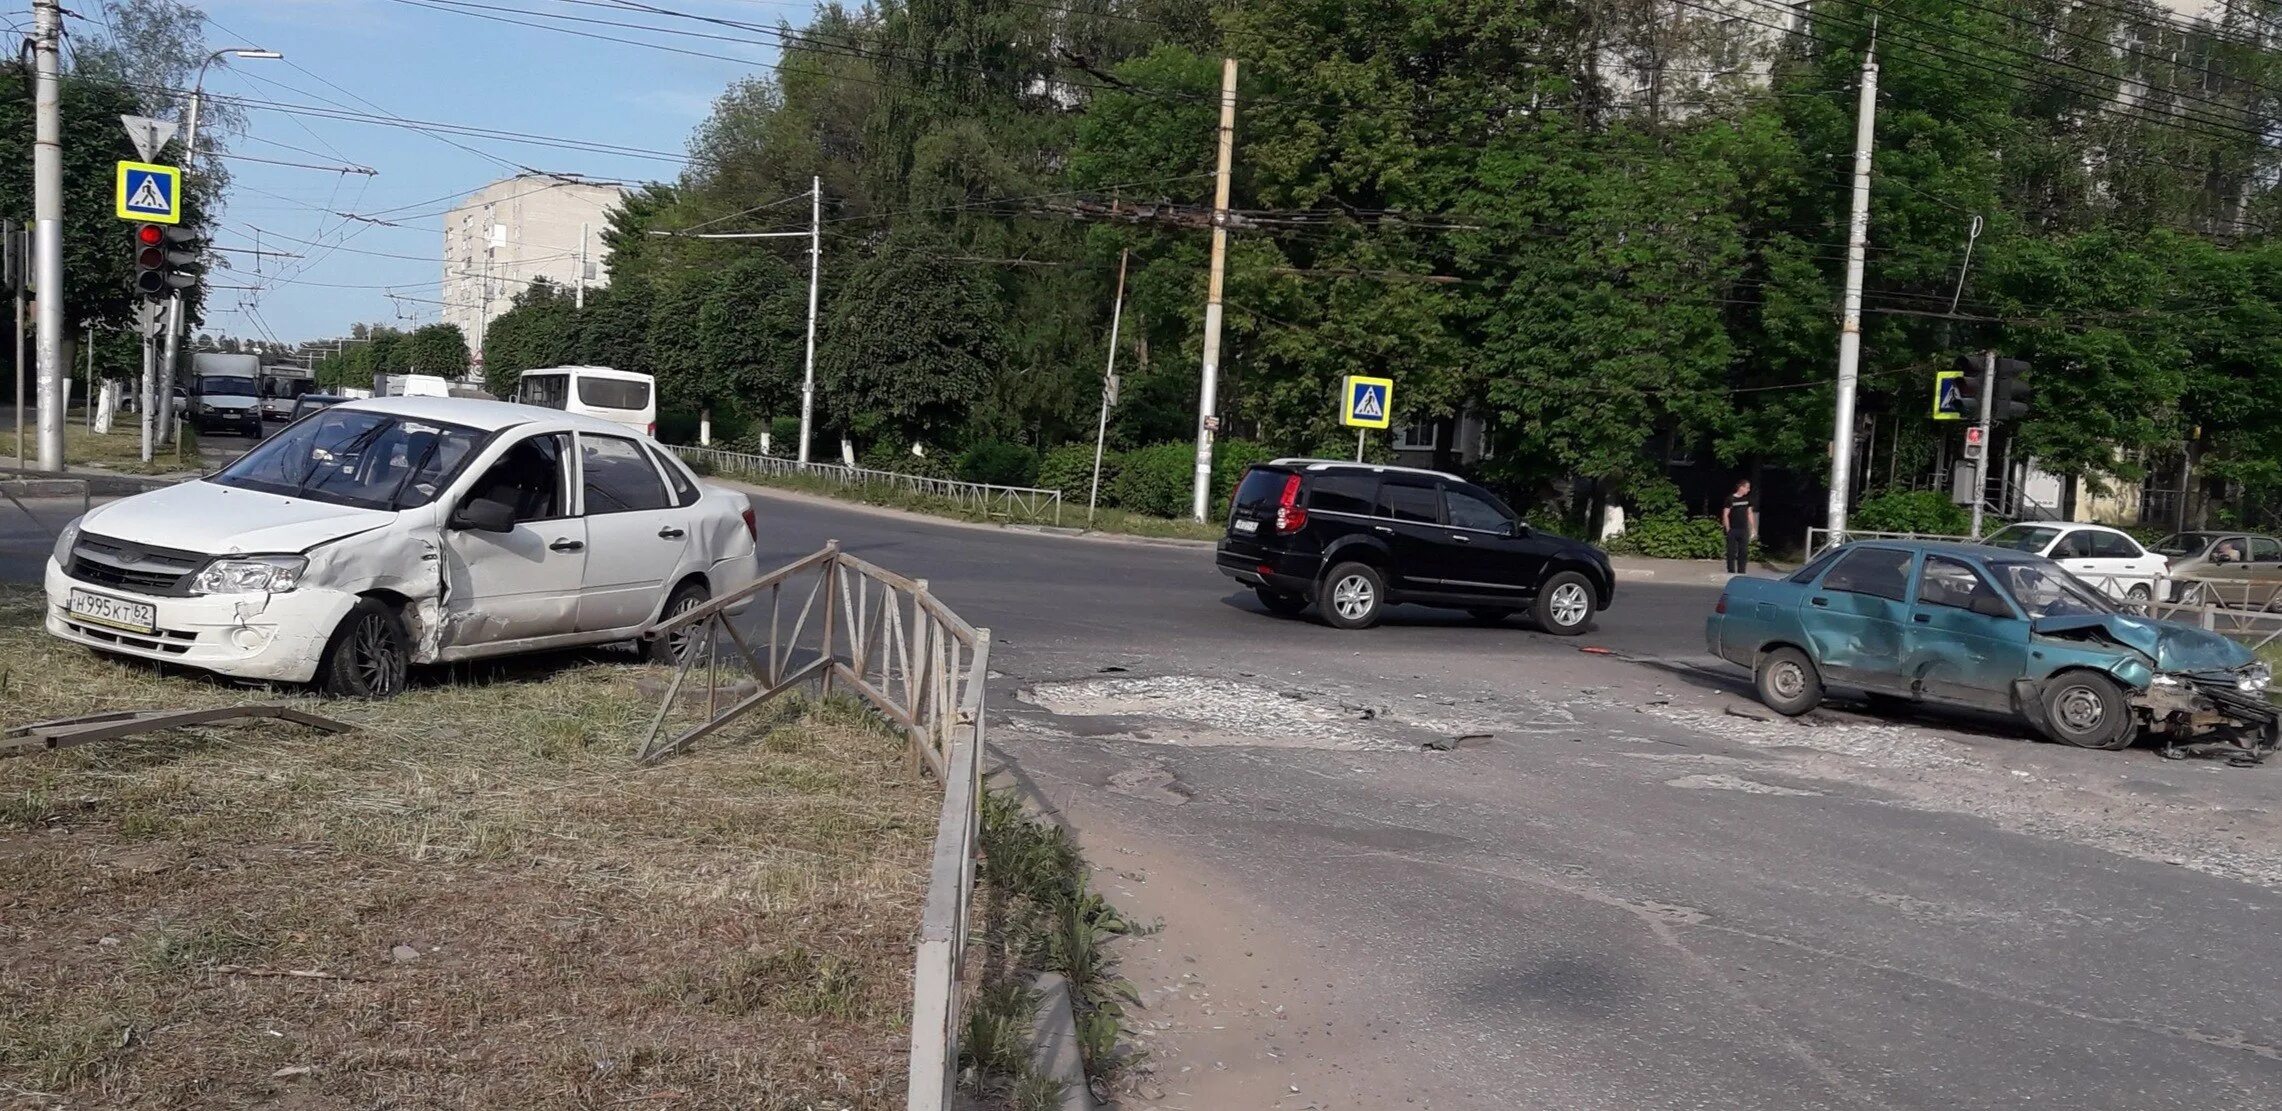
[673,444,1063,524]
[634,541,988,1110]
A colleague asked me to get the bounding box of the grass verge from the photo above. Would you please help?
[0,418,195,477]
[684,456,1223,544]
[959,788,1138,1107]
[0,583,937,1109]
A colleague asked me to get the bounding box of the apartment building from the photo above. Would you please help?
[440,174,626,363]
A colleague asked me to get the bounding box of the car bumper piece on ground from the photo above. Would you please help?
[43,558,355,684]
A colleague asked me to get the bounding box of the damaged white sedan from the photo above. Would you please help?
[43,396,761,697]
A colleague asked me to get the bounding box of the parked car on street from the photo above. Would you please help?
[2152,531,2282,609]
[1216,459,1614,633]
[1978,522,2168,601]
[1707,540,2276,754]
[43,397,761,697]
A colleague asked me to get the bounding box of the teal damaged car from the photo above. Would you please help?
[1705,540,2278,756]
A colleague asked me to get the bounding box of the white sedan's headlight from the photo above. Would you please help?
[192,555,308,595]
[51,519,79,566]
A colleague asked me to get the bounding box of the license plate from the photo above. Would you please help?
[1233,519,1259,534]
[67,589,157,635]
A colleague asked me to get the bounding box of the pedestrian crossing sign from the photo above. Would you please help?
[115,161,181,224]
[1341,375,1394,429]
[1932,368,1965,421]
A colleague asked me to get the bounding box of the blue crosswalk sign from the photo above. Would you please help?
[1342,375,1394,429]
[1932,368,1965,421]
[115,161,182,224]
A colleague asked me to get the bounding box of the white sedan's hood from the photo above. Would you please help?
[82,480,395,556]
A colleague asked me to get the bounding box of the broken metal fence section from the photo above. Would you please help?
[634,542,987,1111]
[672,444,1063,525]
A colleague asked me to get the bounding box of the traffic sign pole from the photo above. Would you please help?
[1969,350,1996,539]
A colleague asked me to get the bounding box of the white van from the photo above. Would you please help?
[514,366,657,438]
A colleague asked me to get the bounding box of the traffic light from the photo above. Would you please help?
[1951,354,2034,423]
[131,222,200,299]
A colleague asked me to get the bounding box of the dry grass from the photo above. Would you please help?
[0,584,939,1109]
[0,420,194,477]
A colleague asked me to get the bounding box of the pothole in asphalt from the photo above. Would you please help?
[1014,675,1537,751]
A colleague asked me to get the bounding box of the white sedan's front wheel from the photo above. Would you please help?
[318,598,409,699]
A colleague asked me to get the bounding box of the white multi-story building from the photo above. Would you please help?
[441,174,626,364]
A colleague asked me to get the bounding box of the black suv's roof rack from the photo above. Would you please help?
[1267,457,1464,482]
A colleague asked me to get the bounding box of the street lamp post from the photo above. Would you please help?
[157,48,280,442]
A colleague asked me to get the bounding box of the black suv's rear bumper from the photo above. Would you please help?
[1216,546,1321,595]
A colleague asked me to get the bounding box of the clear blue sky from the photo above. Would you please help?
[194,0,798,344]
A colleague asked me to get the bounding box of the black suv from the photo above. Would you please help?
[1216,460,1615,633]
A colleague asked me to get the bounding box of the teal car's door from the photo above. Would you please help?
[1803,546,1915,691]
[1900,554,2032,711]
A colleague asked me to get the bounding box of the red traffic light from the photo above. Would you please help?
[135,224,163,246]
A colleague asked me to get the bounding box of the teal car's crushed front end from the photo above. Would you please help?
[2024,615,2278,755]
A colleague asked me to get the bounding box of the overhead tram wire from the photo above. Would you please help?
[1810,0,2278,141]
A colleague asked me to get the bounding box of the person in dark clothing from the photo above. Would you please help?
[1721,479,1757,574]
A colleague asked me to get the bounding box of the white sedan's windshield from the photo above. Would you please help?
[1995,561,2118,619]
[1983,525,2062,553]
[212,409,485,510]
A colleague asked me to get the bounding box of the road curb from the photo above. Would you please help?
[1028,971,1095,1111]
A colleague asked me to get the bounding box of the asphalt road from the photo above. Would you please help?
[744,488,2282,1111]
[746,491,1727,668]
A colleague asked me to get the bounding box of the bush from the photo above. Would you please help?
[771,416,802,454]
[1038,443,1117,502]
[1109,442,1195,518]
[1851,489,1970,536]
[957,440,1041,487]
[1601,514,1733,560]
[859,439,955,479]
[1212,439,1276,514]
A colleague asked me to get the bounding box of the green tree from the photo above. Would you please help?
[407,323,470,377]
[818,233,1005,449]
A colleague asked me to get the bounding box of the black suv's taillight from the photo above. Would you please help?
[1274,473,1308,533]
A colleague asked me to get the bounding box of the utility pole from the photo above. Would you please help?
[1089,249,1131,525]
[797,174,821,465]
[30,0,65,470]
[1825,35,1878,542]
[575,222,589,310]
[1189,57,1238,522]
[1968,349,1994,538]
[139,303,157,462]
[162,49,281,445]
[9,223,22,468]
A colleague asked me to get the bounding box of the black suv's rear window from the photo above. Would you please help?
[1307,473,1377,514]
[1232,467,1292,509]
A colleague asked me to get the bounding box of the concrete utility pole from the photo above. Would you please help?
[30,0,65,470]
[1189,57,1238,522]
[575,221,589,310]
[9,223,23,469]
[1090,249,1131,525]
[162,48,282,442]
[1826,36,1878,543]
[1968,349,1995,539]
[798,175,821,465]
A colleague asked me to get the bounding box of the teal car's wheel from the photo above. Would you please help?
[2039,671,2135,750]
[1755,647,1823,717]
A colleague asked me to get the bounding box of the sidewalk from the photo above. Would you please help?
[1607,555,1795,586]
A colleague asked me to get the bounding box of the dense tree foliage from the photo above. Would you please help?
[482,0,2282,527]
